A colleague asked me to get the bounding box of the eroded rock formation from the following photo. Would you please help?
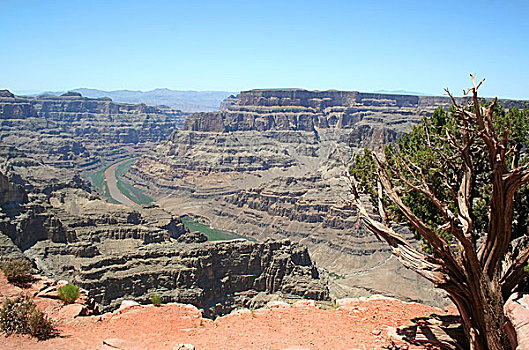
[128,89,529,307]
[0,88,330,318]
[66,239,329,317]
[0,90,186,171]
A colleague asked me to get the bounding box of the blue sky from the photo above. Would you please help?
[1,0,528,98]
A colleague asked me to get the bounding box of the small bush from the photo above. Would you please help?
[1,259,33,286]
[0,296,57,340]
[151,295,162,307]
[57,284,80,304]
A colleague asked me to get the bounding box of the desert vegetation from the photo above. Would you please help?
[0,296,57,340]
[57,284,81,304]
[151,294,162,306]
[0,259,33,286]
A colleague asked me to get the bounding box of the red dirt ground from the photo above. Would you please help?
[0,272,457,349]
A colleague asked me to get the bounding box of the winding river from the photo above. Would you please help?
[103,159,136,206]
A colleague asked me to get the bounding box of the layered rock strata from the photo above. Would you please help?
[25,238,329,317]
[129,89,529,307]
[0,140,187,257]
[0,88,330,320]
[0,90,186,171]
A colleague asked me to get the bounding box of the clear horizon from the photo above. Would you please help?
[2,0,529,99]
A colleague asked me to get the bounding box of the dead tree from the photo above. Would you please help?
[346,75,529,350]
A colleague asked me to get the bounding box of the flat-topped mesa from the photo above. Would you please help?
[236,89,420,108]
[183,89,422,133]
[183,89,529,133]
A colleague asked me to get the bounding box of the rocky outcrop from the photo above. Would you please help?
[71,239,328,317]
[505,293,529,349]
[0,90,15,98]
[0,91,187,171]
[177,231,208,243]
[0,171,27,207]
[45,189,188,244]
[0,144,187,253]
[181,89,528,134]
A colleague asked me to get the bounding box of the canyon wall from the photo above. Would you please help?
[129,89,529,307]
[0,91,186,171]
[70,239,328,317]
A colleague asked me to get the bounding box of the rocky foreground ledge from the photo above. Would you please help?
[24,238,330,318]
[0,270,453,349]
[2,272,528,349]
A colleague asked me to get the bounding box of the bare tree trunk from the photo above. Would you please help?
[450,280,511,350]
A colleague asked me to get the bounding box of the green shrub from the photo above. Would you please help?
[151,294,162,306]
[1,259,33,286]
[57,284,80,304]
[0,296,57,340]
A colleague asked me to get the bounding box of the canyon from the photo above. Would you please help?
[128,89,529,307]
[1,87,528,317]
[0,90,329,316]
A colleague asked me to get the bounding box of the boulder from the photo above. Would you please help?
[505,292,529,350]
[58,303,88,320]
[172,344,195,350]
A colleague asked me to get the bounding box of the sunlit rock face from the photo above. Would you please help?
[72,239,329,317]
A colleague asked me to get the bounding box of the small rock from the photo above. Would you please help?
[386,326,404,342]
[58,304,88,320]
[37,287,59,299]
[336,298,358,309]
[230,308,251,316]
[371,329,382,336]
[103,338,146,350]
[505,292,529,350]
[177,231,208,243]
[118,300,141,312]
[267,300,290,308]
[172,344,195,350]
[292,300,316,308]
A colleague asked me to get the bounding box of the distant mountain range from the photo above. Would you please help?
[74,88,237,113]
[373,89,429,96]
[13,88,436,112]
[22,88,237,113]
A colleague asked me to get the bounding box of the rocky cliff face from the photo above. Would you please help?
[129,89,529,307]
[0,171,27,206]
[80,239,328,317]
[0,133,187,259]
[25,238,329,317]
[0,90,186,171]
[0,170,28,260]
[130,89,454,191]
